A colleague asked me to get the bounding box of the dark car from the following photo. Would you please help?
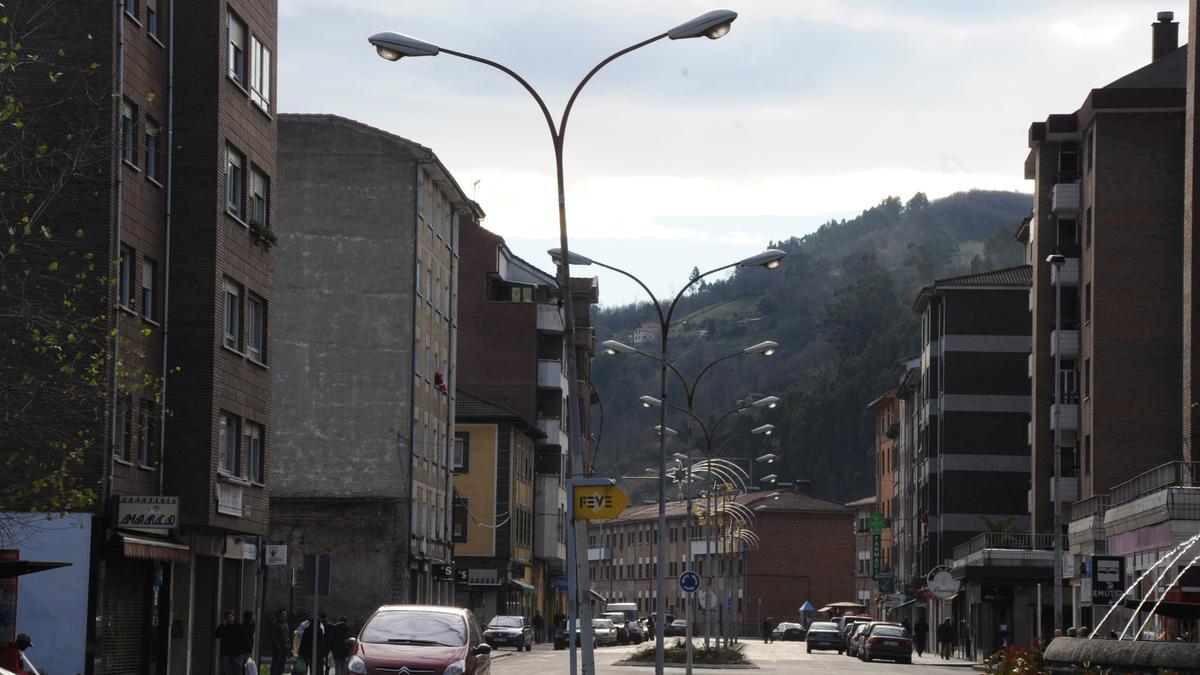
[805,621,843,654]
[839,616,873,653]
[664,619,689,637]
[860,623,913,664]
[845,621,873,657]
[347,604,492,675]
[483,615,533,652]
[771,621,806,641]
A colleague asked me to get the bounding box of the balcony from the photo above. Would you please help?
[952,532,1058,569]
[1104,462,1200,536]
[1051,476,1080,503]
[1050,257,1081,286]
[536,303,563,333]
[537,359,568,391]
[537,416,566,448]
[1051,183,1081,215]
[1049,330,1079,358]
[1050,403,1078,432]
[535,476,567,562]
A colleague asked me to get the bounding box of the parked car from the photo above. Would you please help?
[845,621,873,657]
[606,603,646,643]
[482,615,532,652]
[805,621,843,654]
[555,620,589,650]
[838,616,873,653]
[859,623,913,664]
[600,612,631,644]
[593,618,618,647]
[771,621,807,641]
[851,621,903,658]
[347,604,492,675]
[664,619,689,637]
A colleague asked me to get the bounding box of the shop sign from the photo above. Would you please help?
[116,495,179,529]
[929,571,959,599]
[1091,556,1125,606]
[433,564,455,582]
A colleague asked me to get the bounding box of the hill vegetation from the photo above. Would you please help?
[589,190,1032,503]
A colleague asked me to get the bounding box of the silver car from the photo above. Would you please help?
[592,618,618,647]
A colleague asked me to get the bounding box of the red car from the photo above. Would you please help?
[347,605,492,675]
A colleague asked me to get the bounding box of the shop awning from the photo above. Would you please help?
[590,588,606,604]
[118,533,190,563]
[1121,598,1200,621]
[507,577,536,597]
[0,560,72,579]
[886,598,919,614]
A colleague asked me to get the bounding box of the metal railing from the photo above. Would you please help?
[952,532,1056,560]
[1109,461,1200,506]
[1070,494,1110,520]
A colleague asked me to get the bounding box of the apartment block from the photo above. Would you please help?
[0,1,278,673]
[266,114,480,621]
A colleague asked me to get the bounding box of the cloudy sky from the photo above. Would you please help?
[279,0,1185,305]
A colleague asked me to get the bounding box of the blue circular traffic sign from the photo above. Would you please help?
[679,570,700,593]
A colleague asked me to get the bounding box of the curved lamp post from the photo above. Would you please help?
[371,11,738,675]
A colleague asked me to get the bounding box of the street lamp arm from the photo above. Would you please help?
[437,47,560,145]
[664,261,738,328]
[586,257,668,334]
[686,348,753,406]
[559,33,669,144]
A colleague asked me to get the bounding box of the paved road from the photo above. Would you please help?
[489,639,978,674]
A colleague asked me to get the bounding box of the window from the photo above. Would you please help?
[121,100,137,165]
[247,294,266,362]
[453,432,469,472]
[219,412,240,475]
[147,0,160,40]
[225,145,244,219]
[244,421,263,483]
[228,12,247,85]
[416,170,426,223]
[141,258,156,321]
[124,0,137,19]
[250,36,271,113]
[1085,207,1093,249]
[1084,282,1092,323]
[415,258,424,297]
[145,119,161,182]
[113,394,132,460]
[1084,358,1092,399]
[249,167,269,225]
[137,399,156,466]
[118,246,135,309]
[223,278,242,350]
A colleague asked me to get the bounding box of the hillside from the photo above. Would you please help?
[589,190,1032,503]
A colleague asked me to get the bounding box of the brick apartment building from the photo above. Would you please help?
[266,114,481,620]
[847,496,881,612]
[0,1,277,673]
[455,220,599,623]
[589,489,853,633]
[867,389,900,607]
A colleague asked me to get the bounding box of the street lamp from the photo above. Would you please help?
[756,453,777,464]
[1046,252,1066,634]
[372,11,739,675]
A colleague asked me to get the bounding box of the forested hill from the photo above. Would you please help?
[589,190,1032,504]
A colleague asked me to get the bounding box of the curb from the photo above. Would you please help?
[612,661,759,670]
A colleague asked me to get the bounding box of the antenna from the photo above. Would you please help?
[472,179,480,201]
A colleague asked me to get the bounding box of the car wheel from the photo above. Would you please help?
[837,650,843,654]
[806,646,812,654]
[525,643,532,652]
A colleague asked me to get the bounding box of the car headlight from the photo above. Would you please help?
[348,656,368,675]
[443,659,467,675]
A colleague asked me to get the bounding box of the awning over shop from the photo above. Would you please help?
[886,598,919,615]
[590,588,606,604]
[118,532,190,563]
[1121,598,1200,621]
[507,577,536,597]
[0,560,71,579]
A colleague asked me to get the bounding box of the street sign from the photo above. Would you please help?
[679,570,700,593]
[928,570,959,599]
[264,543,287,566]
[572,483,631,520]
[303,554,331,596]
[698,590,718,610]
[868,514,887,533]
[1091,555,1125,606]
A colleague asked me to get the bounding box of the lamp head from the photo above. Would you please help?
[760,474,778,483]
[655,425,679,436]
[668,9,739,40]
[752,395,780,409]
[744,341,778,357]
[755,453,777,464]
[368,32,440,60]
[547,248,594,266]
[640,395,662,409]
[738,248,786,269]
[1045,253,1067,266]
[602,339,635,356]
[751,424,775,436]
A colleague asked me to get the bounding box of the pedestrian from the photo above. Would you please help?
[268,609,291,675]
[241,610,257,663]
[761,616,773,644]
[215,610,249,675]
[532,612,545,645]
[960,620,972,661]
[0,633,33,675]
[299,612,326,675]
[329,616,350,675]
[937,618,953,659]
[913,616,929,657]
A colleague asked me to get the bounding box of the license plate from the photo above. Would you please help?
[885,641,898,646]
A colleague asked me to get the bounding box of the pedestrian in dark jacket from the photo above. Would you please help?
[268,610,291,675]
[330,616,351,675]
[299,614,326,675]
[913,617,929,657]
[937,619,954,659]
[215,610,248,675]
[241,611,257,661]
[761,617,773,644]
[532,612,545,644]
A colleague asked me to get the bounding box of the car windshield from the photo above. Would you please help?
[487,616,523,629]
[672,620,687,626]
[602,614,625,624]
[593,619,613,629]
[810,622,838,631]
[361,610,467,647]
[874,626,906,638]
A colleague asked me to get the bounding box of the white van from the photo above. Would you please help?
[605,603,645,643]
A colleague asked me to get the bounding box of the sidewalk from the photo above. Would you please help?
[909,649,979,668]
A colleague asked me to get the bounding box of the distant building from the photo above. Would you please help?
[267,114,482,621]
[847,496,881,613]
[631,322,661,345]
[867,389,900,611]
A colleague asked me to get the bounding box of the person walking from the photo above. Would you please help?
[761,616,773,644]
[215,610,249,675]
[913,616,929,657]
[532,612,545,645]
[267,610,291,675]
[241,610,257,664]
[960,620,972,660]
[299,613,327,675]
[937,618,954,659]
[329,616,351,675]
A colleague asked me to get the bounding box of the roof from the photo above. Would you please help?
[609,488,850,523]
[844,496,877,508]
[455,390,545,439]
[1105,45,1187,89]
[914,265,1032,312]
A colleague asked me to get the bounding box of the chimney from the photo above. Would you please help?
[1153,11,1178,62]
